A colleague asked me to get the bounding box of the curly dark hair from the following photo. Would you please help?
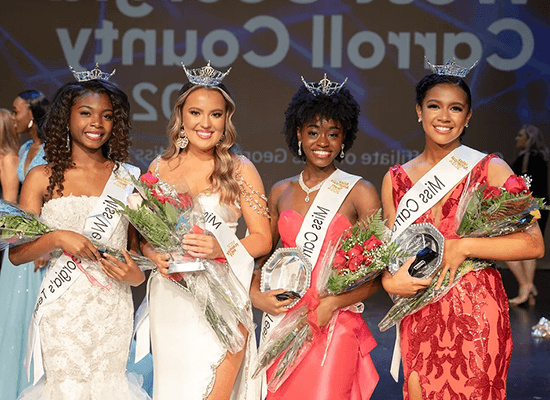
[283,84,360,162]
[43,79,131,199]
[415,74,472,139]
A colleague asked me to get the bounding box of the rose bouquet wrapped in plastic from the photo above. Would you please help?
[253,210,407,391]
[0,200,157,270]
[116,172,253,353]
[378,174,548,331]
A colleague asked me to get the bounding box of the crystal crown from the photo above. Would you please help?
[425,57,478,78]
[69,63,116,82]
[301,73,348,96]
[182,61,231,87]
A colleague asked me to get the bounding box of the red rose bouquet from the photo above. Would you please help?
[379,174,548,331]
[254,210,407,391]
[116,172,254,354]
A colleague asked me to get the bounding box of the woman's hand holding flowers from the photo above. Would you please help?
[182,232,224,259]
[382,259,431,298]
[100,249,145,286]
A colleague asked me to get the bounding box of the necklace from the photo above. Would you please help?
[298,171,328,203]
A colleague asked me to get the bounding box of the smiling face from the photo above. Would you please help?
[69,91,113,153]
[12,96,33,135]
[416,83,472,147]
[297,116,344,168]
[180,88,226,153]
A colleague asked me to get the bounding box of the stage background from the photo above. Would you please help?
[2,0,550,263]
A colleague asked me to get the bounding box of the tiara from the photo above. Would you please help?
[425,57,478,78]
[301,73,348,96]
[69,63,116,82]
[182,61,231,87]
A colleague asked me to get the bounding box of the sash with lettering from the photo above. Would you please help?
[260,169,361,344]
[388,145,485,381]
[134,208,255,362]
[25,163,140,383]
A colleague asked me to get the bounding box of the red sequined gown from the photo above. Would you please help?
[389,155,513,400]
[266,210,379,400]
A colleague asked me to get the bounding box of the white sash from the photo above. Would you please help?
[134,208,254,362]
[260,169,361,344]
[389,146,485,382]
[26,164,139,383]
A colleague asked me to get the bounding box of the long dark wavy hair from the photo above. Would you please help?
[163,82,241,208]
[415,74,472,140]
[283,84,360,162]
[43,79,131,199]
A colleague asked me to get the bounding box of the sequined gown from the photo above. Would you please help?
[16,196,150,400]
[0,140,47,399]
[389,155,513,400]
[266,210,379,400]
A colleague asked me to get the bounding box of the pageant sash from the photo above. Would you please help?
[390,145,485,241]
[260,169,361,344]
[26,164,139,383]
[389,146,484,382]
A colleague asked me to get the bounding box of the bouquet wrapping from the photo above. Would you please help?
[253,210,408,391]
[0,200,157,270]
[378,174,548,331]
[116,172,254,354]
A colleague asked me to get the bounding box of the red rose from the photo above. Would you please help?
[140,172,159,187]
[335,249,347,258]
[166,197,178,206]
[482,185,501,200]
[364,234,383,251]
[503,175,528,194]
[347,255,361,272]
[362,255,373,266]
[156,195,167,204]
[177,192,194,209]
[333,254,348,274]
[347,244,364,258]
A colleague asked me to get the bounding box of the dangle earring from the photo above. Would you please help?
[340,144,345,158]
[66,127,71,151]
[418,117,422,123]
[465,123,469,128]
[176,128,189,149]
[27,119,34,129]
[298,141,302,156]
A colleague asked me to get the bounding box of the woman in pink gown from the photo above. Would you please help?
[381,66,545,399]
[250,74,381,399]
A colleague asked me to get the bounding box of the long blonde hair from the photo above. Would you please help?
[0,109,18,155]
[163,83,241,208]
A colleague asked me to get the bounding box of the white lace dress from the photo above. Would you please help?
[149,193,260,400]
[17,196,150,400]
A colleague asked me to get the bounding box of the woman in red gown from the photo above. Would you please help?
[250,75,381,399]
[381,68,545,399]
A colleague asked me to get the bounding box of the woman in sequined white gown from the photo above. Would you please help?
[142,65,272,400]
[10,77,150,400]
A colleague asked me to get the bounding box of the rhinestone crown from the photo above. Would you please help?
[182,61,231,87]
[425,57,478,78]
[301,73,348,96]
[70,63,116,82]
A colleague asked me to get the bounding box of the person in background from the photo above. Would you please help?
[0,90,50,399]
[506,124,549,306]
[0,108,20,203]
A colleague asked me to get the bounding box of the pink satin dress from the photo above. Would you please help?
[266,210,379,400]
[390,155,513,400]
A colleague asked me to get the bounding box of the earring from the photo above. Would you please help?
[27,119,34,129]
[298,141,302,156]
[418,117,422,123]
[66,129,71,151]
[176,129,189,149]
[340,144,345,158]
[465,123,469,128]
[216,133,225,147]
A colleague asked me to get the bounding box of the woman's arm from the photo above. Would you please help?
[9,166,102,265]
[249,180,294,315]
[0,152,19,203]
[380,171,432,296]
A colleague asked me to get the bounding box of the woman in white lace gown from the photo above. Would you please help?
[142,64,272,400]
[9,75,150,400]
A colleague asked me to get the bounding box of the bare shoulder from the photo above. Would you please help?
[350,178,381,212]
[237,155,260,177]
[487,156,514,187]
[0,152,18,168]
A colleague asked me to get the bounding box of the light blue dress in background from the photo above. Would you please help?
[0,140,47,400]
